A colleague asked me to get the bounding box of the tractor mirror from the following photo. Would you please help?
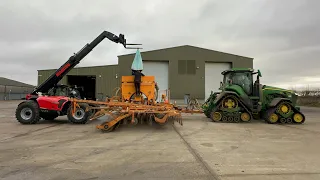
[219,81,223,89]
[257,69,262,77]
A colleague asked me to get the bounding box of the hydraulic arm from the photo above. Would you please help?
[30,31,133,98]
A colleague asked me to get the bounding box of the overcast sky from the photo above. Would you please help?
[0,0,319,90]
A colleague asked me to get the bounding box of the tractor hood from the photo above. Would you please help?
[262,85,295,93]
[262,85,298,104]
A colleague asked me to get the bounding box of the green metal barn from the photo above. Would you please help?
[0,77,35,100]
[38,45,253,103]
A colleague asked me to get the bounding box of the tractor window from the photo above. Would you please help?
[224,73,233,85]
[55,87,67,96]
[224,72,253,95]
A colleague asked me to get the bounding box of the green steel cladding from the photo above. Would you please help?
[37,45,253,100]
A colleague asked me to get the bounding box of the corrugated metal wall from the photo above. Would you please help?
[0,85,34,100]
[37,65,120,101]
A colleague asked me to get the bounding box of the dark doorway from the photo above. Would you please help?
[67,75,96,100]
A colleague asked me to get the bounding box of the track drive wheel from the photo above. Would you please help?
[292,113,305,124]
[210,111,222,122]
[15,100,40,124]
[240,112,251,122]
[67,103,90,124]
[277,102,292,115]
[222,96,238,109]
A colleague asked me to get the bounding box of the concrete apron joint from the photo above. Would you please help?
[172,124,221,180]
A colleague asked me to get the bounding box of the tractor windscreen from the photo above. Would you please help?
[224,72,253,95]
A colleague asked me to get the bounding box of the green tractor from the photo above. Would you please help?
[202,68,305,124]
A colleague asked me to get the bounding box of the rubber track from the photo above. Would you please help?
[213,94,253,122]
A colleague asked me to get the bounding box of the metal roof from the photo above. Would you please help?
[118,45,254,59]
[0,77,35,88]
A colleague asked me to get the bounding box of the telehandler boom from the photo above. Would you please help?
[15,31,141,124]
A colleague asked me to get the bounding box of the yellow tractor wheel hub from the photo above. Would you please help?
[223,98,238,109]
[212,112,222,122]
[278,103,291,114]
[269,113,279,123]
[293,113,303,123]
[240,112,250,122]
[280,105,289,113]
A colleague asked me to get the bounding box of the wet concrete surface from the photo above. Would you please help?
[0,100,320,180]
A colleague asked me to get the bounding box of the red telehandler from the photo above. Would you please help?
[15,31,141,124]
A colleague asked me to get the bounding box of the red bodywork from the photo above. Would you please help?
[26,94,70,112]
[37,96,69,111]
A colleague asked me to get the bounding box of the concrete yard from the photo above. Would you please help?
[0,101,320,180]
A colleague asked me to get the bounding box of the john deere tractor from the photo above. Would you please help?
[203,68,305,124]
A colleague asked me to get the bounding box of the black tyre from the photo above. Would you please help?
[15,100,40,124]
[67,103,90,124]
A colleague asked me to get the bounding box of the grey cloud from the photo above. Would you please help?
[0,0,319,90]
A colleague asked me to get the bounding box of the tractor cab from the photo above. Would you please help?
[220,68,262,97]
[220,68,263,114]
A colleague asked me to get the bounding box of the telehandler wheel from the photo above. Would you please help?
[67,103,90,124]
[15,100,41,124]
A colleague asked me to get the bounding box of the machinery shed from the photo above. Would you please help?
[0,77,35,100]
[118,45,253,102]
[37,45,253,103]
[38,65,119,101]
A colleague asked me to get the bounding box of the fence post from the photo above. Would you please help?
[4,85,6,100]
